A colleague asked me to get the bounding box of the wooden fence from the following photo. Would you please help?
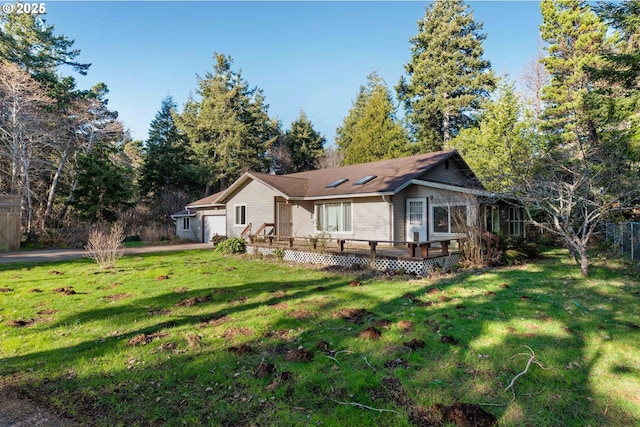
[0,195,21,252]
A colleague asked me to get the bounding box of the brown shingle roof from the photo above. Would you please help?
[214,150,477,203]
[187,191,225,208]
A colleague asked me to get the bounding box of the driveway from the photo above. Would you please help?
[0,243,212,265]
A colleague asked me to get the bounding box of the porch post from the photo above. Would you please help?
[441,240,450,256]
[419,242,431,258]
[368,241,377,266]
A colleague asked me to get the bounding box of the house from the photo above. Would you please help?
[171,191,225,242]
[173,150,524,247]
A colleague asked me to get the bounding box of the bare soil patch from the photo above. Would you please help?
[173,287,189,293]
[335,308,375,324]
[373,319,392,329]
[396,320,413,331]
[254,362,275,378]
[28,288,43,293]
[6,319,35,328]
[201,314,231,327]
[284,348,314,362]
[127,331,170,346]
[440,335,459,345]
[148,308,171,316]
[289,309,314,320]
[37,309,58,316]
[0,287,12,292]
[384,358,409,369]
[53,287,76,295]
[176,295,212,306]
[155,275,170,281]
[358,326,382,340]
[228,344,254,355]
[268,302,288,310]
[403,339,425,351]
[104,293,132,301]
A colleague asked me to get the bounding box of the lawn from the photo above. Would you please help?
[0,249,639,426]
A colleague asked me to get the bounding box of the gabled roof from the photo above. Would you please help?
[186,191,225,208]
[211,150,483,203]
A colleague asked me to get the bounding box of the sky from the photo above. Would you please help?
[40,1,544,145]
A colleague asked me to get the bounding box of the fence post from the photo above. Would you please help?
[368,241,377,267]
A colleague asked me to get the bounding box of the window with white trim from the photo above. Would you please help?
[234,204,247,226]
[316,202,352,232]
[432,204,468,234]
[182,217,190,231]
[508,207,521,236]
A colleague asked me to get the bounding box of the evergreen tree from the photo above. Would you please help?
[397,0,495,149]
[140,96,200,199]
[284,111,325,172]
[70,140,134,223]
[337,72,411,165]
[450,80,534,192]
[175,53,279,194]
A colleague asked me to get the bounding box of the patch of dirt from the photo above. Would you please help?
[417,301,434,307]
[53,287,76,295]
[520,295,532,300]
[224,266,236,271]
[157,341,177,351]
[104,293,132,301]
[455,305,467,310]
[284,348,314,362]
[373,319,392,329]
[228,344,254,355]
[426,287,441,294]
[433,403,498,427]
[348,280,361,287]
[223,327,254,339]
[500,284,510,289]
[155,275,170,281]
[403,339,425,351]
[438,295,452,302]
[176,295,212,306]
[201,314,231,327]
[28,288,42,293]
[48,270,64,275]
[372,376,497,427]
[268,302,288,310]
[359,327,382,340]
[6,319,35,328]
[127,331,170,346]
[484,291,496,297]
[397,320,413,331]
[441,335,459,345]
[315,286,326,291]
[0,287,12,292]
[335,308,375,324]
[186,334,202,349]
[37,309,57,316]
[254,362,276,378]
[173,287,189,293]
[402,293,419,302]
[289,310,314,320]
[0,384,79,427]
[384,358,409,369]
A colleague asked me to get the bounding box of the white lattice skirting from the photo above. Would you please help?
[248,246,460,276]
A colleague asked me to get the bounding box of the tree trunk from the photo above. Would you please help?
[579,249,589,277]
[42,138,74,228]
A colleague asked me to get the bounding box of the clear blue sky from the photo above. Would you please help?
[43,1,543,145]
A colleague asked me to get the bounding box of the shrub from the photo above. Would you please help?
[210,234,226,247]
[272,248,285,260]
[84,224,125,268]
[214,237,246,255]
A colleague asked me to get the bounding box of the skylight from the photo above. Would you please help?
[353,175,377,186]
[326,178,348,188]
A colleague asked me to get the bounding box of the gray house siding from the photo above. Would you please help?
[226,180,279,238]
[291,201,315,237]
[420,162,470,186]
[352,197,392,241]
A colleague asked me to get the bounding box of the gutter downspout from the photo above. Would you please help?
[382,195,394,242]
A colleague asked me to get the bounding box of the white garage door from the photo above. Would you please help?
[203,215,226,242]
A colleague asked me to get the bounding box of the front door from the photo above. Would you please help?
[277,201,293,240]
[406,198,427,242]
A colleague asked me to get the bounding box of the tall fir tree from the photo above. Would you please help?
[450,80,535,192]
[140,96,200,200]
[336,72,411,165]
[397,0,495,150]
[175,53,279,194]
[284,111,325,173]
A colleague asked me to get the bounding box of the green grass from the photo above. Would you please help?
[0,249,639,426]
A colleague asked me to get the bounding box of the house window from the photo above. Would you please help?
[432,204,468,234]
[316,202,352,232]
[508,207,521,236]
[182,217,190,231]
[234,204,247,226]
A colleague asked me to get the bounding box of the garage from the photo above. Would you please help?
[203,215,226,242]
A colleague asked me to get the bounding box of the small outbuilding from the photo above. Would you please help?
[0,195,21,252]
